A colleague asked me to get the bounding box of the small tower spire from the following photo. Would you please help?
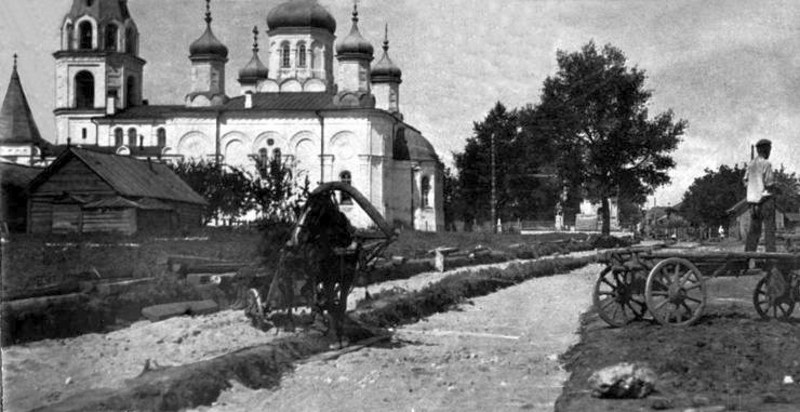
[12,53,18,71]
[383,23,389,52]
[205,0,212,25]
[252,26,259,53]
[352,1,359,23]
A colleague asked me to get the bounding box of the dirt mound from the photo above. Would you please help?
[556,293,800,411]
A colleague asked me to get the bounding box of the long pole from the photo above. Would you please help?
[490,132,496,233]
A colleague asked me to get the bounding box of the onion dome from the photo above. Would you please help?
[371,25,401,83]
[239,26,268,81]
[189,0,228,60]
[335,4,373,60]
[267,0,336,33]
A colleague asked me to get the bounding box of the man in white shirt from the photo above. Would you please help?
[743,139,776,252]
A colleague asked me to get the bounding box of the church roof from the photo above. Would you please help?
[371,26,402,83]
[0,59,45,145]
[65,0,131,23]
[238,27,269,82]
[336,5,374,60]
[267,0,336,33]
[189,1,228,60]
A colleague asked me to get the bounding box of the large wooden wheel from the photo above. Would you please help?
[645,258,707,326]
[593,265,647,327]
[753,272,796,320]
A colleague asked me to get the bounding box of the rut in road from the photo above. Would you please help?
[192,263,602,412]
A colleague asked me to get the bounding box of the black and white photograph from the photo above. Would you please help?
[1,0,799,410]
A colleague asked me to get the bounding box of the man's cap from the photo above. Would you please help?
[755,138,772,147]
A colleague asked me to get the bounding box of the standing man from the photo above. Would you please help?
[744,139,776,252]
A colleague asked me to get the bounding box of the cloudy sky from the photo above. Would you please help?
[2,0,799,206]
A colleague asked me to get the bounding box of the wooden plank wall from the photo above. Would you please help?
[82,208,136,235]
[28,158,116,233]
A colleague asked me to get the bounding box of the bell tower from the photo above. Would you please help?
[53,0,145,145]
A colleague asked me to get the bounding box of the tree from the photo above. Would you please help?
[251,154,309,223]
[680,164,746,229]
[441,163,460,231]
[536,42,686,235]
[773,166,800,213]
[170,160,255,225]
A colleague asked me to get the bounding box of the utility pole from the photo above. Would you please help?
[490,132,497,233]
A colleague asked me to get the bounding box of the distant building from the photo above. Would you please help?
[26,147,207,235]
[46,0,443,231]
[727,199,787,240]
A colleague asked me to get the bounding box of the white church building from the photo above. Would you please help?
[50,0,443,231]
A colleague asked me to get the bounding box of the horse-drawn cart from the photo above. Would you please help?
[593,245,800,327]
[244,182,396,340]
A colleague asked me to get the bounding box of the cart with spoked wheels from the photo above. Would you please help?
[244,182,397,342]
[593,246,800,327]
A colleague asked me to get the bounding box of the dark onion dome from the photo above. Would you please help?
[190,1,228,60]
[371,25,401,83]
[267,0,336,33]
[239,27,268,81]
[335,5,373,60]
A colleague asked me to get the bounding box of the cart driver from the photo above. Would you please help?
[743,139,776,252]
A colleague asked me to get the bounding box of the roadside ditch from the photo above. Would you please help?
[34,253,597,411]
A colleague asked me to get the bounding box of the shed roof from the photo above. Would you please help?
[29,147,207,206]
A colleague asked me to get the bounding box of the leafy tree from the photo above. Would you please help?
[680,164,746,229]
[252,154,309,223]
[170,160,254,225]
[535,42,686,235]
[774,166,800,213]
[441,163,460,231]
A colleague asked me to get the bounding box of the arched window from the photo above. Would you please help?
[393,128,410,160]
[339,171,353,204]
[78,21,93,50]
[421,176,431,208]
[114,128,123,146]
[272,148,282,162]
[75,71,94,108]
[105,24,118,51]
[298,43,307,67]
[86,0,94,6]
[281,43,291,68]
[126,76,136,107]
[157,128,166,147]
[127,128,137,147]
[125,27,136,54]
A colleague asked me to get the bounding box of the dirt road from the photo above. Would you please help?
[192,264,602,412]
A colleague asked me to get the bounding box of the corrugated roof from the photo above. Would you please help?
[0,64,45,145]
[30,148,207,206]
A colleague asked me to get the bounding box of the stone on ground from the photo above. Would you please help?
[588,362,657,399]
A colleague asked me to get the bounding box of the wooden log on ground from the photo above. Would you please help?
[1,281,81,301]
[141,300,219,322]
[2,293,88,314]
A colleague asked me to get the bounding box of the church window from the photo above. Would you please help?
[272,148,282,162]
[267,138,275,146]
[127,128,137,147]
[157,128,166,147]
[86,0,94,6]
[125,27,136,54]
[392,128,410,160]
[105,24,118,51]
[421,176,431,208]
[339,171,353,204]
[126,76,136,107]
[298,44,307,67]
[114,128,123,146]
[281,43,291,68]
[259,148,269,163]
[78,21,93,50]
[75,71,94,108]
[82,128,87,140]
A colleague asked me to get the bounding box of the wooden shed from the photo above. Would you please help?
[27,147,207,234]
[0,162,42,233]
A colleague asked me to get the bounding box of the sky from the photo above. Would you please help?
[1,0,799,207]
